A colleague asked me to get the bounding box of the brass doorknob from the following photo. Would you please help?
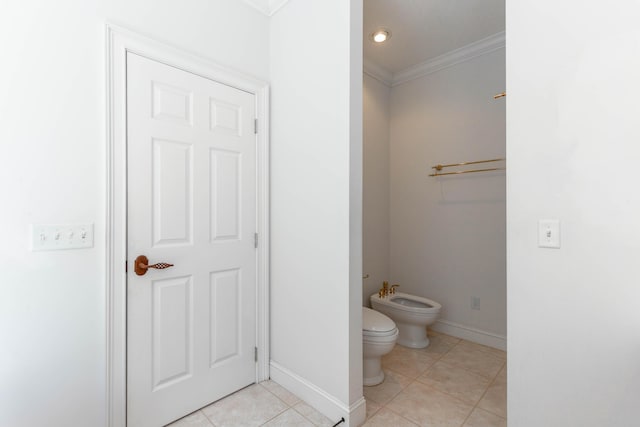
[134,255,174,276]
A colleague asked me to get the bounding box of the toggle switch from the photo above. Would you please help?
[538,219,560,248]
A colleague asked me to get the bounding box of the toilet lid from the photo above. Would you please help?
[362,307,396,333]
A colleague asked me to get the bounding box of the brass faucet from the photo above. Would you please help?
[378,281,390,298]
[390,284,400,294]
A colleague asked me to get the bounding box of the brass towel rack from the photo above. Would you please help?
[429,158,505,177]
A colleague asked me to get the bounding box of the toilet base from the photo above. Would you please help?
[397,335,430,349]
[396,324,430,349]
[363,357,385,386]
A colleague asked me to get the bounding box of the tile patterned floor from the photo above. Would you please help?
[364,331,507,427]
[167,330,506,427]
[166,381,337,427]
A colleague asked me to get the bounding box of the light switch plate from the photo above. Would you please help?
[31,224,94,251]
[538,219,560,248]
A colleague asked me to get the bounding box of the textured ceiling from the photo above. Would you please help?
[364,0,505,74]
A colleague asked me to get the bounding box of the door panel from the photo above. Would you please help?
[151,276,193,390]
[209,98,242,135]
[126,52,257,427]
[152,81,193,126]
[152,139,193,246]
[209,268,241,365]
[210,149,241,241]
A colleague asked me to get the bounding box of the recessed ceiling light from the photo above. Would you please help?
[371,29,391,43]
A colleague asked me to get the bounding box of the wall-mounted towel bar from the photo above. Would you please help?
[429,158,505,177]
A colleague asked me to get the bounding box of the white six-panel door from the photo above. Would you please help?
[126,52,257,427]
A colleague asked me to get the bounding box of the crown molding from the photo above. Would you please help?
[392,31,505,86]
[268,0,291,16]
[242,0,291,16]
[243,0,269,15]
[363,58,393,87]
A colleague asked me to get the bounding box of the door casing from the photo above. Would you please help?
[105,24,270,427]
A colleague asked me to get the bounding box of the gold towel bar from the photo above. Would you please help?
[429,167,505,177]
[429,158,505,177]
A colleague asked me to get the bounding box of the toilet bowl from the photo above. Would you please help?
[362,307,398,386]
[370,292,441,349]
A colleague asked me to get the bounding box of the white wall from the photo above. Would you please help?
[0,2,269,426]
[347,0,364,406]
[363,74,391,305]
[508,1,640,425]
[388,49,506,341]
[269,0,364,424]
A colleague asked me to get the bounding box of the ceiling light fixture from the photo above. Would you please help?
[371,29,391,43]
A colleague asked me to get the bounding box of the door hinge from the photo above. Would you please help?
[254,232,258,249]
[255,347,258,362]
[254,118,258,134]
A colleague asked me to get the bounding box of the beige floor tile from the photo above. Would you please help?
[456,340,507,361]
[365,400,381,420]
[387,382,474,427]
[363,369,412,405]
[414,333,459,358]
[428,330,462,345]
[463,408,507,427]
[260,380,301,406]
[477,379,507,419]
[440,345,505,379]
[383,345,439,378]
[166,343,506,427]
[293,402,336,427]
[201,384,288,427]
[417,360,492,404]
[167,410,214,427]
[494,365,507,385]
[262,408,315,427]
[362,407,418,427]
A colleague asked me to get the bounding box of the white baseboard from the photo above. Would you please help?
[431,320,507,351]
[269,361,366,427]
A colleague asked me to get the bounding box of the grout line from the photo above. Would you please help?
[259,381,297,407]
[409,379,477,409]
[257,406,290,427]
[365,401,382,421]
[461,359,507,425]
[382,365,426,381]
[459,409,474,426]
[382,404,421,426]
[201,409,218,427]
[419,358,500,386]
[256,382,298,426]
[291,402,329,427]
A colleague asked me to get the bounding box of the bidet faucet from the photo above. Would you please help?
[378,281,390,297]
[391,284,399,294]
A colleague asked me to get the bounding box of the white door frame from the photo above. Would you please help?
[105,24,270,427]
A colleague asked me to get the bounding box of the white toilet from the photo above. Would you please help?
[362,307,398,386]
[370,292,441,349]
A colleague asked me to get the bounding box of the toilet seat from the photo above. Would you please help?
[363,307,397,340]
[363,328,398,339]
